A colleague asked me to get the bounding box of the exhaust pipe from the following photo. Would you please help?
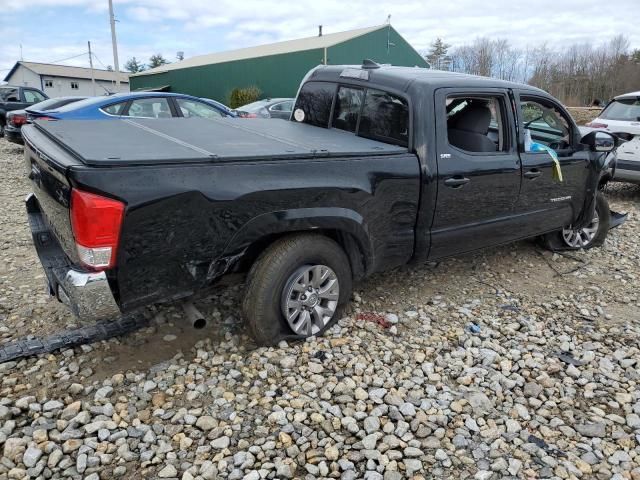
[181,301,207,329]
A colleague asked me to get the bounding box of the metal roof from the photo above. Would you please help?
[4,61,129,83]
[132,25,386,77]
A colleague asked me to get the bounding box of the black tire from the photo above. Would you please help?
[242,233,353,346]
[542,192,610,251]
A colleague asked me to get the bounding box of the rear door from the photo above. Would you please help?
[429,88,522,259]
[514,92,591,235]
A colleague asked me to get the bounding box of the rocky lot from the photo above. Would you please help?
[1,136,639,480]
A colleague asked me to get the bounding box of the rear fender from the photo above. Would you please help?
[221,207,374,276]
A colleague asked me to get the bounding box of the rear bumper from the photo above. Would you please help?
[26,193,121,322]
[4,126,23,144]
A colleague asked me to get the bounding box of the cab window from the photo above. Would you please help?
[446,96,508,153]
[24,89,46,103]
[520,98,571,151]
[359,89,409,147]
[332,86,363,133]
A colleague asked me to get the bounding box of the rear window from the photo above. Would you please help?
[0,87,20,102]
[332,86,363,133]
[600,98,640,121]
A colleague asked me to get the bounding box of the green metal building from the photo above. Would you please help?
[129,24,428,103]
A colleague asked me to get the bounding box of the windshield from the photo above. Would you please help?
[600,98,640,121]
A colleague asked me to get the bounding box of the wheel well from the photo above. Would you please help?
[234,230,367,281]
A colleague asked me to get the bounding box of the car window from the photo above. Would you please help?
[293,81,336,127]
[332,87,364,133]
[358,89,409,147]
[176,98,224,118]
[124,97,172,118]
[599,98,640,121]
[0,87,20,102]
[271,101,293,112]
[521,98,571,150]
[446,96,508,153]
[101,102,126,116]
[23,90,46,103]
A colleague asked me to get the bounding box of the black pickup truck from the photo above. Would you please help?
[0,85,48,137]
[22,63,619,345]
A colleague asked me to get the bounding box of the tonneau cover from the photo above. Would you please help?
[32,117,407,166]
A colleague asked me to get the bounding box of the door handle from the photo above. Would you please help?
[524,169,542,179]
[444,176,470,188]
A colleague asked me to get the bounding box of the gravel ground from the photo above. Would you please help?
[1,136,640,480]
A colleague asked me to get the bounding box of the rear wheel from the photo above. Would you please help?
[242,234,352,346]
[542,192,610,250]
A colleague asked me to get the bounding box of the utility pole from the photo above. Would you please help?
[88,41,96,96]
[108,0,121,92]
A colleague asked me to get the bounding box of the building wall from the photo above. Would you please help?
[41,76,129,97]
[6,65,40,89]
[130,48,324,103]
[129,27,428,103]
[327,26,428,68]
[6,65,129,97]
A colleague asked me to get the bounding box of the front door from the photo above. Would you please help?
[514,92,591,236]
[429,88,522,259]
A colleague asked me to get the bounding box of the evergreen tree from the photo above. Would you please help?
[124,57,146,73]
[426,38,451,70]
[148,54,169,68]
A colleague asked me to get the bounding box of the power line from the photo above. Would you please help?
[47,52,89,64]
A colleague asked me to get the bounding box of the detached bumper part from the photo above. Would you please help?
[609,210,627,229]
[25,193,121,322]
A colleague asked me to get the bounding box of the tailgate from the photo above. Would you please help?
[22,124,80,262]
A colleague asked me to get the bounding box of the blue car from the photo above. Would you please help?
[44,92,236,120]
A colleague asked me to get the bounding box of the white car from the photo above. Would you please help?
[586,91,640,184]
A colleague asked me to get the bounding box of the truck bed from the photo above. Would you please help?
[30,117,407,166]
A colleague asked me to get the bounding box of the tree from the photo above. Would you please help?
[148,54,169,69]
[106,65,113,71]
[426,38,451,70]
[124,57,146,73]
[176,51,184,61]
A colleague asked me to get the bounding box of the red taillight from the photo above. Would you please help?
[586,122,608,129]
[70,189,125,270]
[11,114,27,126]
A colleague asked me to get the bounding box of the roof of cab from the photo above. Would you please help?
[307,64,546,95]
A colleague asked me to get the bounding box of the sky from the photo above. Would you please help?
[1,0,638,77]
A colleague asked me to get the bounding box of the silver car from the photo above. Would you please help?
[585,91,640,184]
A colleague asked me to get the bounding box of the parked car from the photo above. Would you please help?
[236,98,294,119]
[0,85,48,137]
[4,96,88,144]
[42,92,235,120]
[22,62,620,346]
[585,91,640,185]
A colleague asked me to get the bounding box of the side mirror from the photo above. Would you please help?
[580,130,617,152]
